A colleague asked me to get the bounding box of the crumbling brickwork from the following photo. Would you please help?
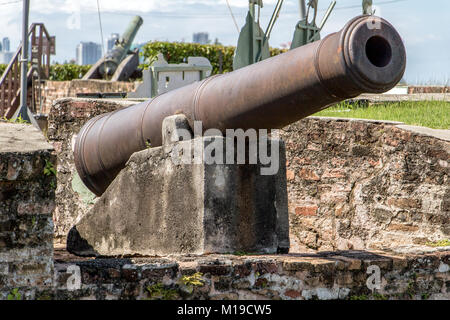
[0,122,56,299]
[42,249,449,300]
[47,98,137,244]
[281,117,449,251]
[407,86,450,94]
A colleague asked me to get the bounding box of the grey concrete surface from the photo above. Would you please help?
[0,122,53,153]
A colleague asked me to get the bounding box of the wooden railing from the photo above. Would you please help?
[0,23,54,118]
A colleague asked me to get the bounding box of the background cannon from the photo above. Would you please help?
[74,15,406,196]
[82,15,143,81]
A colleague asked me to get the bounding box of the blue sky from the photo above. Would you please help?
[0,0,449,84]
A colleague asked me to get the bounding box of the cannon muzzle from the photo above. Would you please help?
[74,15,406,196]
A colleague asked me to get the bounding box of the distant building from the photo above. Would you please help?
[2,37,10,52]
[193,32,209,45]
[0,37,14,65]
[76,42,102,65]
[0,52,14,64]
[107,33,119,53]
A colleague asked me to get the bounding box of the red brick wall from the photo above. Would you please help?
[407,86,450,94]
[41,79,139,114]
[281,117,449,251]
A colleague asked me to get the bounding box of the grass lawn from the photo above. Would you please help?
[314,100,449,130]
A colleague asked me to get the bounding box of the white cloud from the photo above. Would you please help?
[24,0,287,15]
[31,0,173,14]
[29,0,254,14]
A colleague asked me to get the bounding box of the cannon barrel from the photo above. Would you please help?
[98,15,143,77]
[74,15,406,196]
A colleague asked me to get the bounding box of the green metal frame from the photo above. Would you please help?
[290,0,336,50]
[363,0,374,15]
[232,0,376,70]
[233,0,271,70]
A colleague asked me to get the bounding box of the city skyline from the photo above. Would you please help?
[2,37,10,52]
[0,36,13,64]
[76,41,102,65]
[0,0,448,84]
[193,32,210,45]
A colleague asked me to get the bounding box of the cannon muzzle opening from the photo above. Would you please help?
[366,36,392,68]
[315,15,406,97]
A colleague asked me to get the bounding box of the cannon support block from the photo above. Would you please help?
[67,115,290,257]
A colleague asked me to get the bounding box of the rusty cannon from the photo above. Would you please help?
[82,15,143,81]
[74,15,406,197]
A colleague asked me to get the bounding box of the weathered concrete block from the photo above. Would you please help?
[67,115,289,256]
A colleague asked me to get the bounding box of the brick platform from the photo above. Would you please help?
[46,247,449,300]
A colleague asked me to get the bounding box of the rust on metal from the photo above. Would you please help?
[74,15,406,196]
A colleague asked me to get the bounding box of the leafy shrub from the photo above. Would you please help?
[0,64,6,77]
[7,288,22,300]
[48,64,92,81]
[140,41,287,75]
[0,63,91,81]
[3,42,288,81]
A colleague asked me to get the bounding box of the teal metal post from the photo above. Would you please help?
[13,0,31,122]
[290,0,335,50]
[363,0,374,15]
[232,0,270,70]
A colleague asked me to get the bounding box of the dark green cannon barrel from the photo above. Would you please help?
[75,15,406,196]
[98,15,143,77]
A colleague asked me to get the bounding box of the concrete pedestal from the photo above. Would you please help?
[67,115,289,256]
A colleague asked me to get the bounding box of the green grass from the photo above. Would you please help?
[426,239,450,247]
[314,101,449,129]
[1,115,30,124]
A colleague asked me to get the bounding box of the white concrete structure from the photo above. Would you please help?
[129,54,212,98]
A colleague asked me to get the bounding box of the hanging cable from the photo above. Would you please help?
[257,1,262,37]
[96,0,106,56]
[0,0,21,6]
[225,0,240,33]
[96,0,108,80]
[93,0,408,18]
[265,0,284,40]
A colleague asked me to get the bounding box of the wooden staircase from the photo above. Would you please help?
[0,23,54,119]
